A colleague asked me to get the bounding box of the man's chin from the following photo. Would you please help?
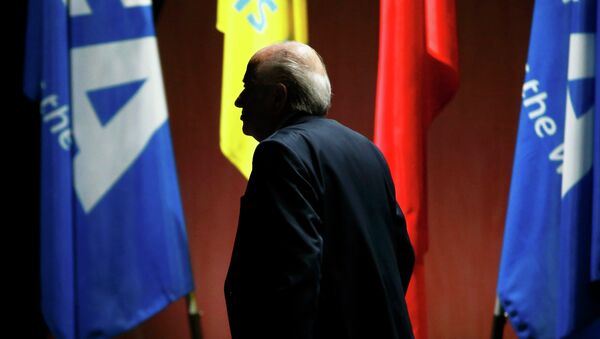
[241,125,260,141]
[241,124,251,136]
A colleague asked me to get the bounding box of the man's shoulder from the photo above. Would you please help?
[270,116,368,144]
[263,116,385,165]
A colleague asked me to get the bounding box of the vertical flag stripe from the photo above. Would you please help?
[593,2,600,283]
[374,0,459,337]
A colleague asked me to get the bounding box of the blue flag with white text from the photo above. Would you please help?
[497,0,600,338]
[24,0,194,338]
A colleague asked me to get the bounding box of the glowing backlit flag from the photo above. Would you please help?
[217,0,307,178]
[374,0,459,337]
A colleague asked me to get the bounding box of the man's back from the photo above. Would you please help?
[225,116,414,339]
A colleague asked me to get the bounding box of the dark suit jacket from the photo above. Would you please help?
[225,115,414,339]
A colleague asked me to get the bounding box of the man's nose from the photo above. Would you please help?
[235,92,243,108]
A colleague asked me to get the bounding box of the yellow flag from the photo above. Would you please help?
[217,0,308,178]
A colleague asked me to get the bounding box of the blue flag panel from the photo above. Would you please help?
[24,1,194,338]
[497,1,600,338]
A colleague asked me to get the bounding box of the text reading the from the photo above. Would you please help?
[521,66,564,174]
[41,92,72,151]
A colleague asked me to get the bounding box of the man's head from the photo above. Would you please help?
[235,41,332,141]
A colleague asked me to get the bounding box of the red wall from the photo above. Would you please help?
[120,1,533,338]
[426,1,532,338]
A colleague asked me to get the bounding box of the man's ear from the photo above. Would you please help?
[273,83,288,112]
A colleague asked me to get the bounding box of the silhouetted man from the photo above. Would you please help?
[225,41,415,339]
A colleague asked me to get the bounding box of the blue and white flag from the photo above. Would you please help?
[24,1,194,338]
[497,0,600,338]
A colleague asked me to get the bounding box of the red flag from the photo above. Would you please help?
[374,0,459,338]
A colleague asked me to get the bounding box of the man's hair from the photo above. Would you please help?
[256,42,332,116]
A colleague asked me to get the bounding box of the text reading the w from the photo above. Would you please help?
[235,0,278,32]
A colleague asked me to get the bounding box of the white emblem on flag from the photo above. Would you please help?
[70,0,151,16]
[72,37,168,213]
[562,33,595,197]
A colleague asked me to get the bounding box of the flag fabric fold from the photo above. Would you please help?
[24,1,194,338]
[374,0,459,338]
[217,0,307,178]
[497,1,600,338]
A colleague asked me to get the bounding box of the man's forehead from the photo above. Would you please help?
[243,60,261,83]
